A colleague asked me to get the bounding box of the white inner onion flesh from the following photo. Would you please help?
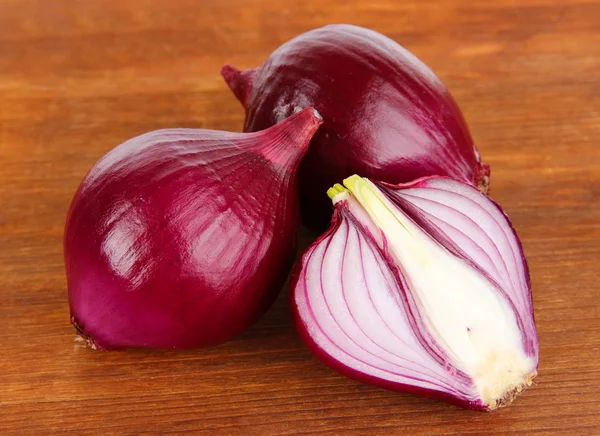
[341,176,534,405]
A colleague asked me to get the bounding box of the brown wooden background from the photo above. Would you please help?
[1,0,599,434]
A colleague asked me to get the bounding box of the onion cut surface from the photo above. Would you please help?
[291,175,538,410]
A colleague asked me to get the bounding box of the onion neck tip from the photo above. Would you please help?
[220,64,257,107]
[327,183,347,201]
[310,107,323,122]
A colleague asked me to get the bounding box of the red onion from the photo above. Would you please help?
[222,24,490,230]
[65,108,323,350]
[291,175,538,410]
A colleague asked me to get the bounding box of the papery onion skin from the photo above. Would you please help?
[65,108,322,350]
[290,176,537,411]
[222,24,490,230]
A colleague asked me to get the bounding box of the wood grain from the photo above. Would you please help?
[1,0,599,434]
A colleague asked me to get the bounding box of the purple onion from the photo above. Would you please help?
[291,175,538,410]
[222,24,490,230]
[65,108,323,349]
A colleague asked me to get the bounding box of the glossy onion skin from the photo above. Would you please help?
[223,24,490,230]
[65,108,322,350]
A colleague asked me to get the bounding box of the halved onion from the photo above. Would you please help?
[291,175,538,410]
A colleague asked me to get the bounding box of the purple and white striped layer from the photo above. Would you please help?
[291,175,538,410]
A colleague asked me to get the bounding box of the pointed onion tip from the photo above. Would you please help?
[326,183,347,201]
[255,107,323,169]
[221,64,258,107]
[283,107,323,138]
[310,107,323,122]
[341,175,388,219]
[342,174,369,199]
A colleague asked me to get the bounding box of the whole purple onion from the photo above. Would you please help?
[222,24,490,230]
[65,108,322,349]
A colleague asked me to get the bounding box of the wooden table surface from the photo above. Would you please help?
[2,0,599,434]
